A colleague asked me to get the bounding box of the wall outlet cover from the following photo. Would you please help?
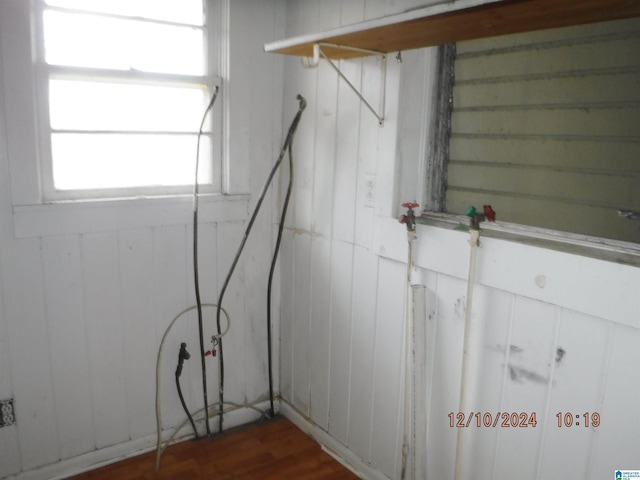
[0,398,16,427]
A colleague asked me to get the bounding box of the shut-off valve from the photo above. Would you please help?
[465,205,496,231]
[399,202,419,232]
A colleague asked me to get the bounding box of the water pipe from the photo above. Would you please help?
[399,202,419,480]
[453,205,495,480]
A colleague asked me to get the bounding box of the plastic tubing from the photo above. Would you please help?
[401,231,416,480]
[454,228,480,480]
[155,303,229,472]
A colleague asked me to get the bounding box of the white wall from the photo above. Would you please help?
[277,1,640,479]
[0,1,285,479]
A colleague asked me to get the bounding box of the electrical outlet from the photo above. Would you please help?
[0,398,16,428]
[364,175,375,207]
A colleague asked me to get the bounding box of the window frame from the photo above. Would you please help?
[416,32,640,252]
[32,0,223,202]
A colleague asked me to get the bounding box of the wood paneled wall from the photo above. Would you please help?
[0,1,285,478]
[277,1,640,479]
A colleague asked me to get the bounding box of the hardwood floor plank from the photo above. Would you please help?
[66,417,360,479]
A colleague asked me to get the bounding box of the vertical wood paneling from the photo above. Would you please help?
[153,226,189,430]
[290,2,318,234]
[278,230,295,403]
[215,222,247,407]
[292,232,312,415]
[494,297,559,480]
[187,222,221,416]
[118,229,157,439]
[309,236,331,428]
[328,240,354,444]
[0,277,21,477]
[41,235,94,459]
[370,258,405,478]
[426,273,466,480]
[588,323,640,479]
[311,0,339,238]
[82,232,129,448]
[353,55,382,250]
[346,246,378,460]
[279,229,295,403]
[537,309,611,480]
[461,285,513,478]
[330,1,363,245]
[2,238,58,470]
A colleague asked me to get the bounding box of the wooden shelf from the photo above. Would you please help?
[264,0,640,59]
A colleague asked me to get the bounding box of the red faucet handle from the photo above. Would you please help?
[399,214,409,224]
[483,205,496,222]
[402,202,419,210]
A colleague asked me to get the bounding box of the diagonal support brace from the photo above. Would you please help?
[305,43,387,126]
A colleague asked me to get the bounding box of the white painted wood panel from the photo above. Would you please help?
[2,238,58,470]
[461,286,513,478]
[0,1,288,477]
[493,297,559,480]
[82,233,130,449]
[41,235,95,459]
[588,323,640,479]
[215,222,248,410]
[309,236,331,428]
[153,226,190,431]
[292,231,312,415]
[370,258,405,478]
[118,229,159,440]
[353,55,382,250]
[328,239,354,445]
[346,246,378,460]
[426,273,467,480]
[537,309,612,480]
[279,229,295,403]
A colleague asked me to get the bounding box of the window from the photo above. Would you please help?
[428,17,640,244]
[36,0,221,200]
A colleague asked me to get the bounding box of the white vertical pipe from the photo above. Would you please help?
[454,228,480,480]
[401,232,415,480]
[412,284,428,480]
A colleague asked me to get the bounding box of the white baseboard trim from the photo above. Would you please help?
[278,401,391,480]
[5,402,271,480]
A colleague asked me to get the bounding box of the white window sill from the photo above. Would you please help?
[418,212,640,268]
[12,193,249,238]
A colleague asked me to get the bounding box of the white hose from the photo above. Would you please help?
[401,231,416,480]
[154,303,230,471]
[454,228,480,480]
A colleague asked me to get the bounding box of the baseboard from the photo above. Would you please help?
[278,400,391,480]
[4,402,272,480]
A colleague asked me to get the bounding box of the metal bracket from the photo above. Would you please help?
[303,43,387,126]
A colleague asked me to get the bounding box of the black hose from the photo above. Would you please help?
[215,95,307,432]
[175,343,198,439]
[266,141,295,417]
[193,86,219,437]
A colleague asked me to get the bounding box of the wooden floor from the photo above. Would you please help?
[66,417,360,479]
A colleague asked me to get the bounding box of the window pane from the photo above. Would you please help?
[49,80,208,132]
[44,10,204,74]
[44,0,204,26]
[51,134,213,190]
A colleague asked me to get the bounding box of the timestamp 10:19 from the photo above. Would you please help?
[556,412,600,428]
